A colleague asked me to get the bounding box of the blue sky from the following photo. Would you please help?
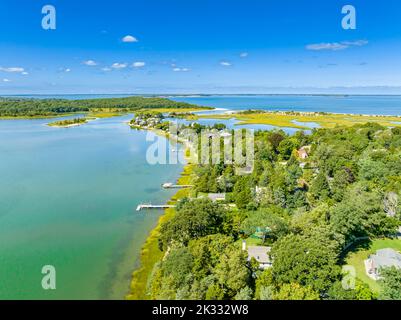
[0,0,400,94]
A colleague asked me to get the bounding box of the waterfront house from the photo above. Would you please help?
[207,193,226,202]
[365,248,401,280]
[242,241,272,269]
[235,166,254,175]
[297,146,311,159]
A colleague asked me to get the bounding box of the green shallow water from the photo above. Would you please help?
[0,115,184,299]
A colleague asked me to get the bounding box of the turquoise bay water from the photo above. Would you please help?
[0,115,183,299]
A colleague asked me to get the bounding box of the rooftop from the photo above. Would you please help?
[207,193,226,202]
[247,246,272,264]
[369,248,401,271]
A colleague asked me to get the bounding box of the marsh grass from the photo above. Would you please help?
[126,165,194,300]
[196,112,401,129]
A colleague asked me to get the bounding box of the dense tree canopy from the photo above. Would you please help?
[141,122,401,300]
[0,96,204,117]
[159,198,227,249]
[379,267,401,300]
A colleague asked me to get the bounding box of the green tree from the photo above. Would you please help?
[188,234,235,280]
[212,248,251,298]
[241,208,289,242]
[330,185,398,244]
[273,283,320,300]
[328,280,376,300]
[271,232,341,294]
[309,172,330,201]
[159,198,227,249]
[277,138,298,160]
[234,286,253,300]
[379,267,401,300]
[233,177,253,209]
[331,167,355,202]
[205,283,226,300]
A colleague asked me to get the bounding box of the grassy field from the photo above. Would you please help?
[86,112,124,118]
[196,111,401,129]
[126,164,194,300]
[345,238,401,293]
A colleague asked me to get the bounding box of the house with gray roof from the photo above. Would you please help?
[207,193,226,202]
[365,248,401,280]
[242,241,272,270]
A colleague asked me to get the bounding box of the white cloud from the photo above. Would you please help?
[2,78,11,82]
[59,68,70,73]
[21,71,29,75]
[83,60,97,66]
[173,67,190,72]
[122,35,138,43]
[306,43,347,51]
[0,67,25,73]
[132,61,145,68]
[101,67,112,72]
[342,40,369,47]
[306,40,368,51]
[240,52,249,58]
[220,61,232,66]
[111,62,128,69]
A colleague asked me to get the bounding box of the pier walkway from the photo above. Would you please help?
[136,204,176,211]
[162,182,193,189]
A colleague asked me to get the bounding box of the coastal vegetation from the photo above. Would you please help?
[48,117,87,127]
[194,110,401,130]
[138,108,208,114]
[129,122,401,300]
[0,96,208,118]
[126,165,195,300]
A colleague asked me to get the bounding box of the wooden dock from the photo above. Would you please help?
[136,204,176,211]
[162,182,193,189]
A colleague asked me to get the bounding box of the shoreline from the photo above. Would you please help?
[126,164,193,300]
[48,122,87,128]
[126,121,193,300]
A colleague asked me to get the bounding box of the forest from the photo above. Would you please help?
[144,123,401,300]
[0,96,202,117]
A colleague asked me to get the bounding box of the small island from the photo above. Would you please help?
[48,117,88,128]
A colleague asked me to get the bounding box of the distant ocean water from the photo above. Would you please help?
[3,94,401,116]
[170,95,401,116]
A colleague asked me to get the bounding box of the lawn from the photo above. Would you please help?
[345,238,401,293]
